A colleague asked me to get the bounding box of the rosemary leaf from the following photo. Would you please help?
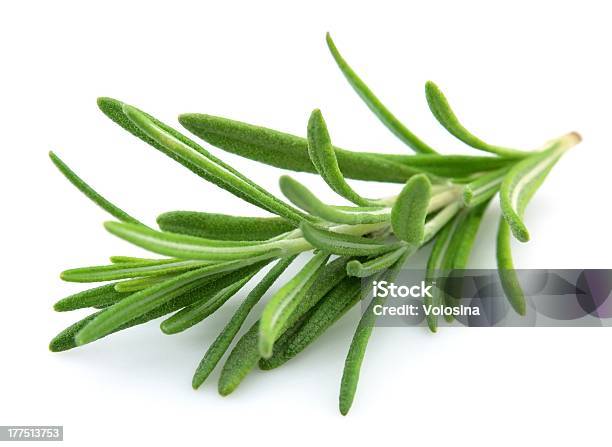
[192,256,296,389]
[259,252,330,358]
[339,250,412,415]
[97,97,305,223]
[346,246,411,277]
[60,259,211,283]
[424,222,455,332]
[260,277,363,370]
[307,109,371,205]
[326,33,437,154]
[217,322,261,396]
[217,257,350,394]
[391,174,432,245]
[113,274,176,292]
[160,267,262,335]
[300,223,400,257]
[499,133,579,242]
[178,113,425,183]
[50,277,231,352]
[279,176,389,224]
[104,221,309,261]
[179,113,517,179]
[157,211,293,241]
[53,283,130,312]
[424,81,527,158]
[451,199,491,268]
[496,218,526,315]
[75,264,259,345]
[49,152,144,226]
[49,311,103,352]
[121,104,308,224]
[436,200,491,323]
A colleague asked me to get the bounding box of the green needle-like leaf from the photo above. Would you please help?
[53,283,130,312]
[119,103,307,225]
[424,222,455,332]
[259,252,330,358]
[391,174,432,245]
[279,176,389,224]
[300,222,399,257]
[218,256,350,395]
[179,113,516,180]
[104,221,310,261]
[192,256,296,389]
[424,199,491,330]
[496,217,526,315]
[160,267,261,334]
[113,274,176,292]
[50,276,230,352]
[60,259,210,283]
[346,246,412,277]
[326,33,437,154]
[438,200,492,322]
[49,152,144,226]
[260,277,363,370]
[425,81,528,158]
[157,211,294,241]
[179,113,425,182]
[307,109,371,205]
[500,133,579,242]
[217,322,261,396]
[49,311,104,352]
[450,199,491,269]
[74,264,255,345]
[339,249,412,415]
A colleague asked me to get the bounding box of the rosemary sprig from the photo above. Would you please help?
[49,33,581,415]
[425,81,528,158]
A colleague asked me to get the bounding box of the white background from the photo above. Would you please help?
[1,1,611,445]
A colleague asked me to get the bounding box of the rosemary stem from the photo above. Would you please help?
[423,202,462,243]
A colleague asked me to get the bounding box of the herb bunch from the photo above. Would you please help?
[49,33,580,414]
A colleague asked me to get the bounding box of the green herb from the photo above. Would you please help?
[53,283,130,312]
[496,218,526,315]
[307,109,372,205]
[279,175,389,224]
[192,256,296,389]
[49,33,580,415]
[218,256,350,394]
[160,266,262,334]
[259,252,329,358]
[178,113,514,180]
[346,246,412,278]
[326,33,437,154]
[300,222,400,257]
[499,133,579,242]
[339,250,413,415]
[391,174,432,245]
[60,259,210,283]
[424,81,528,158]
[49,152,145,226]
[260,276,364,370]
[157,211,294,241]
